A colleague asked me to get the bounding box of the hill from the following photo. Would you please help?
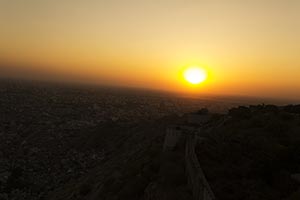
[196,105,300,200]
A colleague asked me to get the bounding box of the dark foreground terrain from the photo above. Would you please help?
[196,105,300,200]
[0,80,235,200]
[1,80,299,200]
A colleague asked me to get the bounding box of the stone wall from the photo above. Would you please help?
[162,126,216,200]
[185,135,216,200]
[163,127,182,151]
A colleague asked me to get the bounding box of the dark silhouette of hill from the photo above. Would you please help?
[196,105,300,200]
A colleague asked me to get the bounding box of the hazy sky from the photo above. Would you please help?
[1,0,300,99]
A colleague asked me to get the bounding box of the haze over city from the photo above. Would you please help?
[1,0,300,99]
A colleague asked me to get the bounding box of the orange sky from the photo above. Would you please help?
[1,0,300,99]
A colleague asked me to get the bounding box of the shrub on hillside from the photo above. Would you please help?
[265,119,288,137]
[118,176,149,200]
[250,116,265,128]
[229,106,251,119]
[78,182,92,196]
[280,112,295,121]
[284,105,300,114]
[264,105,279,113]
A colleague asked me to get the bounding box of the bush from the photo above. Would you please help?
[286,189,300,200]
[284,105,300,114]
[280,112,295,121]
[250,116,265,128]
[265,119,288,137]
[79,183,92,196]
[264,105,279,113]
[229,106,251,119]
[119,176,149,199]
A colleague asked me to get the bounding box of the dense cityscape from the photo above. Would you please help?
[0,80,236,200]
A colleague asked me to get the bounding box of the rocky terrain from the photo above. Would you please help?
[196,105,300,200]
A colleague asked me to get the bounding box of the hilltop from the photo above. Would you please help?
[1,80,300,200]
[196,105,300,200]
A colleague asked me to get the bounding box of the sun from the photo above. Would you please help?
[183,66,207,84]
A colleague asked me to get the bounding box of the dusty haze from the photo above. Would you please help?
[1,0,300,99]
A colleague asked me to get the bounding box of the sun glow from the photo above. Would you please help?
[183,66,207,85]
